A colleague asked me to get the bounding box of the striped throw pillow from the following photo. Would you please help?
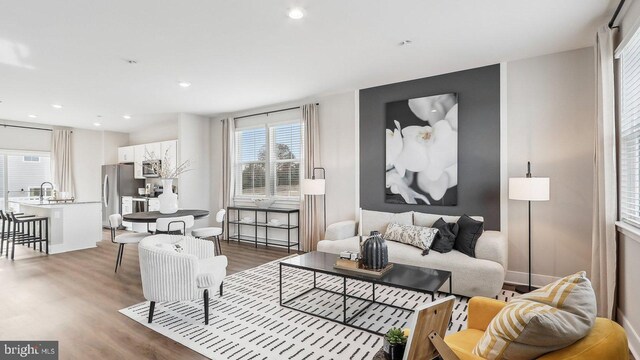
[472,271,596,359]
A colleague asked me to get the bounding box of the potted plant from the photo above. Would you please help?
[384,327,409,360]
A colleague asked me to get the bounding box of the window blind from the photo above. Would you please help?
[621,28,640,227]
[233,120,303,199]
[270,123,302,197]
[235,127,267,196]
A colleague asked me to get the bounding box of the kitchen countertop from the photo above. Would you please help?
[9,199,102,207]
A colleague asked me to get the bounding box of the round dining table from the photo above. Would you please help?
[123,209,210,223]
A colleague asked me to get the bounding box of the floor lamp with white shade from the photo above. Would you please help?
[509,161,550,293]
[301,167,326,230]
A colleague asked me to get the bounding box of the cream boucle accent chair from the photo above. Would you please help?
[138,234,227,325]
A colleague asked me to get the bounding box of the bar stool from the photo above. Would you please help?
[8,211,49,260]
[191,209,226,256]
[0,210,36,257]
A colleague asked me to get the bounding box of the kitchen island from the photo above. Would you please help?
[10,200,102,254]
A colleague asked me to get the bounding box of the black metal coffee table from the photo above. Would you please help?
[279,251,452,335]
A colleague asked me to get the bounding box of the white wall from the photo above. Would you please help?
[318,92,357,225]
[129,119,179,145]
[0,120,52,152]
[506,47,595,284]
[178,113,211,226]
[72,128,103,201]
[102,130,129,165]
[72,129,130,201]
[618,231,640,357]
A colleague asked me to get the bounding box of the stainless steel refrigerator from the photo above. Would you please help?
[101,164,145,228]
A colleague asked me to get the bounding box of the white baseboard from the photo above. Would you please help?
[49,243,97,254]
[505,270,561,288]
[618,308,640,359]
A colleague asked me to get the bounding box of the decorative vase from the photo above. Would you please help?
[361,231,389,270]
[158,178,178,214]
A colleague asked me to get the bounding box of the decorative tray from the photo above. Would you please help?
[334,259,393,277]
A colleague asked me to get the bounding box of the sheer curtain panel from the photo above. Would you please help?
[51,129,75,198]
[301,104,322,251]
[221,118,235,228]
[591,25,617,319]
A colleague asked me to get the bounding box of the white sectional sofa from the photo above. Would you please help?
[316,210,507,298]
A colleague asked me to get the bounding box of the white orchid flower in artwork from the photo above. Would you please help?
[416,170,450,201]
[408,94,457,124]
[444,104,458,130]
[415,119,458,200]
[386,120,403,170]
[423,119,457,181]
[386,169,430,205]
[392,125,432,176]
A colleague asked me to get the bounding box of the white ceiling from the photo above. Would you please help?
[0,0,616,132]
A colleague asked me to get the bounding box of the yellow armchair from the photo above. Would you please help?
[444,297,629,360]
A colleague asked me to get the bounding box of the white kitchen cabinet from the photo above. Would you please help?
[144,142,162,159]
[133,144,145,179]
[148,198,160,211]
[121,196,133,230]
[160,140,178,168]
[119,140,177,179]
[118,146,134,163]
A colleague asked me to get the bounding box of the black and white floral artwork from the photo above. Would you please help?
[385,93,458,205]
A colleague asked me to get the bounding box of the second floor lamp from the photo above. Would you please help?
[301,167,326,230]
[509,161,550,293]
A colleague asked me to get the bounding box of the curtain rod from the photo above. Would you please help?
[1,124,52,132]
[609,0,626,29]
[0,124,73,133]
[231,103,319,121]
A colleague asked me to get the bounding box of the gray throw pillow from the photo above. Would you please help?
[384,223,439,251]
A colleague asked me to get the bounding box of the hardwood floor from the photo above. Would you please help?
[3,235,634,360]
[0,230,298,359]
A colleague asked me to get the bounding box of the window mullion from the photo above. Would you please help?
[266,124,272,197]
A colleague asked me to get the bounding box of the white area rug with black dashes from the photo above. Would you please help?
[120,257,516,360]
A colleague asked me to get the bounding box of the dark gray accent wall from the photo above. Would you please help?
[359,64,501,230]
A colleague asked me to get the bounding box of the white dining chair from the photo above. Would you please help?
[138,234,227,325]
[109,214,149,273]
[191,209,226,255]
[155,215,195,235]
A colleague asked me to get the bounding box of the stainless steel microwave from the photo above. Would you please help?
[142,160,161,178]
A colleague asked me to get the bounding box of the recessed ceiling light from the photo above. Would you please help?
[123,114,131,119]
[51,104,63,109]
[431,109,437,113]
[93,122,101,127]
[178,81,191,88]
[399,40,413,46]
[28,114,37,118]
[288,8,304,20]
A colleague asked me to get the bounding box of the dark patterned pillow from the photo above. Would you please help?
[384,223,439,251]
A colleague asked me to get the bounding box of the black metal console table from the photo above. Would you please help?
[226,206,300,253]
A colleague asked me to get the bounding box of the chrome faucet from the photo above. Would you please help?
[40,182,54,203]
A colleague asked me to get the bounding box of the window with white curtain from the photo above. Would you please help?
[620,28,640,228]
[234,110,303,200]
